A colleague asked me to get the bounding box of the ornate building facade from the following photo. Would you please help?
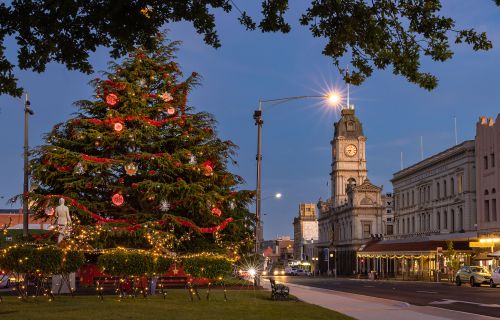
[392,140,477,238]
[476,115,500,236]
[318,107,385,275]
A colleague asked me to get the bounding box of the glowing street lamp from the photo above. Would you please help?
[253,93,335,256]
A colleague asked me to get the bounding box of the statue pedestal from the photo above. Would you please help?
[51,273,76,294]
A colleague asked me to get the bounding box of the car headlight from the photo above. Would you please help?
[273,270,278,275]
[281,271,285,275]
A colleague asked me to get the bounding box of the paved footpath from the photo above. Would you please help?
[263,280,499,320]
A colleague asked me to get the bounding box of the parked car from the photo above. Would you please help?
[490,266,500,288]
[285,267,298,276]
[455,266,492,287]
[295,269,312,276]
[0,272,10,289]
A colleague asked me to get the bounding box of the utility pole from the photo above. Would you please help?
[23,93,34,239]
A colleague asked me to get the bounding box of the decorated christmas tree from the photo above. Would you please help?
[24,36,254,255]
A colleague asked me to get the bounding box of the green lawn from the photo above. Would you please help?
[0,289,352,320]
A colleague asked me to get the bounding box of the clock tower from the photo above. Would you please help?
[330,107,367,207]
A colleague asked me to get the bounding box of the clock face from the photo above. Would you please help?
[345,144,357,157]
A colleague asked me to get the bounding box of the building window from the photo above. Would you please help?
[437,211,441,229]
[457,175,463,194]
[492,153,496,167]
[484,156,489,170]
[437,182,440,199]
[492,199,497,221]
[387,209,392,214]
[411,217,415,233]
[444,211,448,229]
[386,224,393,235]
[458,208,463,231]
[427,186,430,202]
[450,178,455,196]
[411,191,414,205]
[443,180,447,198]
[451,209,455,232]
[402,194,405,208]
[362,223,371,238]
[485,200,490,222]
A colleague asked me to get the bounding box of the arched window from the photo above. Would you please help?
[450,178,455,196]
[444,210,448,229]
[412,190,414,205]
[451,209,455,232]
[458,208,463,231]
[437,211,441,230]
[443,180,447,197]
[437,182,440,199]
[485,190,489,195]
[412,216,415,233]
[402,194,405,208]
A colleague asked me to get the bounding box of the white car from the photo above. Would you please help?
[295,269,312,276]
[490,266,500,288]
[0,273,10,288]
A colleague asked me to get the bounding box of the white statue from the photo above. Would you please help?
[55,198,71,243]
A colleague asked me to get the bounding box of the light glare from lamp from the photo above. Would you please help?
[327,92,341,105]
[275,193,282,199]
[248,268,256,277]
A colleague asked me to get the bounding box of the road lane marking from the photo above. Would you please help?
[416,290,437,294]
[430,299,500,308]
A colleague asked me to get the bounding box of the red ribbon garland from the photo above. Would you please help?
[40,195,233,234]
[72,115,187,128]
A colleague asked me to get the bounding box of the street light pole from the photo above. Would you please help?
[23,93,34,239]
[253,101,263,255]
[253,94,336,254]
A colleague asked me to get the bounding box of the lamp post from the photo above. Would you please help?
[23,93,34,239]
[253,94,339,255]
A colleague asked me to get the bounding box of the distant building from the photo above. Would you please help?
[0,209,49,230]
[392,140,477,238]
[263,235,294,267]
[476,115,500,235]
[293,203,318,261]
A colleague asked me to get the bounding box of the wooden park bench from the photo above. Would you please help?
[269,279,289,300]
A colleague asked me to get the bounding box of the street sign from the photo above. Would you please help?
[469,242,493,248]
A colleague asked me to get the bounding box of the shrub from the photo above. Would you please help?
[97,249,156,277]
[61,250,86,274]
[182,254,232,279]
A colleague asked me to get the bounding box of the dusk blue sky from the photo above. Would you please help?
[0,1,499,240]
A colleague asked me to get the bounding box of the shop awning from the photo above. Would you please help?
[487,251,500,258]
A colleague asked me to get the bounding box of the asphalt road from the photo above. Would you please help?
[275,276,500,318]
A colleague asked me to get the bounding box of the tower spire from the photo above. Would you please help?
[346,66,351,109]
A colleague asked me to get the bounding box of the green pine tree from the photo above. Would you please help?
[23,36,254,255]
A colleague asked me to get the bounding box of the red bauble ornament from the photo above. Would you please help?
[131,183,139,188]
[167,107,176,115]
[211,207,222,217]
[112,193,124,206]
[114,122,124,132]
[45,206,55,216]
[203,160,214,176]
[148,170,156,175]
[118,178,125,184]
[106,93,119,106]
